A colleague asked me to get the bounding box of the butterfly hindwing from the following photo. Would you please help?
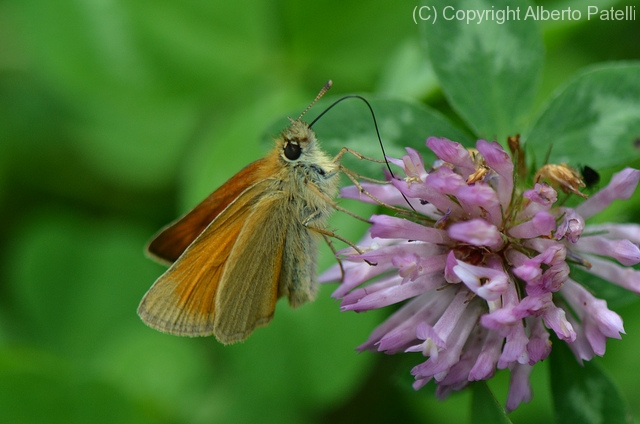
[138,178,272,337]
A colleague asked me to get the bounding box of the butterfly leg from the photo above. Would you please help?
[306,224,376,266]
[332,146,387,165]
[332,147,418,214]
[321,233,346,282]
[339,165,415,215]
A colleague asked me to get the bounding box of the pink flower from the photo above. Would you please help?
[319,137,640,411]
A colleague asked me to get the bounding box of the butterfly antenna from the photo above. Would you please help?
[309,93,416,212]
[297,80,333,121]
[309,94,391,177]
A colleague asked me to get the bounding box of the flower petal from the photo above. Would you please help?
[506,363,533,412]
[448,219,502,248]
[476,139,514,209]
[426,137,476,177]
[508,211,556,239]
[453,260,509,301]
[369,215,451,244]
[575,236,640,266]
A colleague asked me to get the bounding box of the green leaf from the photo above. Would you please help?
[549,338,631,424]
[376,38,440,100]
[471,381,513,424]
[525,62,640,170]
[420,0,544,141]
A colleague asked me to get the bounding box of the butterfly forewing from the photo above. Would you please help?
[147,158,268,264]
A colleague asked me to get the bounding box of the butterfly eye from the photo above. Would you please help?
[284,142,301,160]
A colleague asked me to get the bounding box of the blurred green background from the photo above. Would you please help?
[1,0,640,423]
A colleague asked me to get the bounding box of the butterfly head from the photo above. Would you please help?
[279,119,320,164]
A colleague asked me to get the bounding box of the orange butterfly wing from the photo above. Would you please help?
[212,195,290,343]
[137,177,274,338]
[146,158,268,264]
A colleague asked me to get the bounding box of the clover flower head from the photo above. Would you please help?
[320,136,640,411]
